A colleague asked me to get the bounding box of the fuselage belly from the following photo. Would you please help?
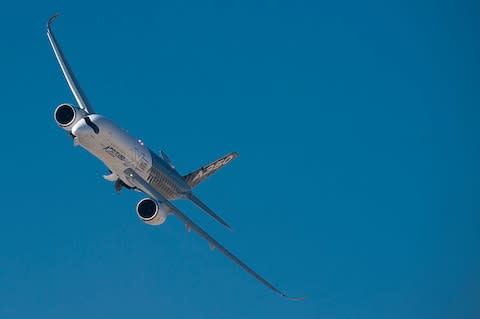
[71,114,190,199]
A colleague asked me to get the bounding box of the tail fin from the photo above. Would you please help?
[183,152,238,188]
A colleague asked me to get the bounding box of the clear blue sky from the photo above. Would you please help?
[0,1,478,318]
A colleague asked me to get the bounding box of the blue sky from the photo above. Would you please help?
[0,1,479,318]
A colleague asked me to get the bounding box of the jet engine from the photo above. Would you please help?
[54,103,87,131]
[136,198,169,225]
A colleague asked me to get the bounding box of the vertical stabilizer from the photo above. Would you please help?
[183,152,238,188]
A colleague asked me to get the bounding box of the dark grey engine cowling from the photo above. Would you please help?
[136,198,169,225]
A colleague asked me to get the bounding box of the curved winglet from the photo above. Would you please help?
[283,295,307,301]
[47,13,60,29]
[46,14,95,114]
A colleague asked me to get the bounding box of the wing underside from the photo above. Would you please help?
[124,168,301,300]
[47,14,95,114]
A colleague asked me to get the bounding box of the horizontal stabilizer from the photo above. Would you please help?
[183,152,238,188]
[187,194,232,230]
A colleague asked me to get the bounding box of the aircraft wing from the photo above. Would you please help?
[47,14,95,114]
[123,168,301,300]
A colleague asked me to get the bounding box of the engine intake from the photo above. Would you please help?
[53,103,87,131]
[136,198,169,225]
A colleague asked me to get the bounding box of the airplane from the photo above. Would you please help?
[47,14,301,300]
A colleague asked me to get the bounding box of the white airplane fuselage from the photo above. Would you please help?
[71,113,191,199]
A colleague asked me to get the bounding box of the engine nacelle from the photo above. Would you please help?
[54,103,87,131]
[136,198,169,225]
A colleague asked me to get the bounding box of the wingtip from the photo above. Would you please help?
[281,293,307,301]
[272,285,306,301]
[47,13,60,29]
